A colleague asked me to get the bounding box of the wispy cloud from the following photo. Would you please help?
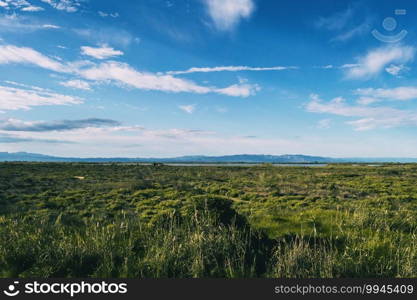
[317,118,331,129]
[167,65,297,75]
[42,24,60,29]
[316,5,372,42]
[0,133,72,143]
[21,5,44,12]
[317,63,360,70]
[0,84,82,111]
[77,61,213,93]
[0,0,43,12]
[216,83,259,97]
[0,45,67,72]
[59,79,91,90]
[345,45,415,79]
[7,117,416,157]
[40,0,80,13]
[331,21,371,42]
[0,44,259,97]
[0,124,302,157]
[203,0,255,31]
[340,63,360,69]
[98,11,119,18]
[76,61,259,97]
[80,45,124,60]
[0,14,61,32]
[316,6,354,30]
[385,64,408,77]
[317,65,334,69]
[0,118,120,131]
[306,94,417,130]
[179,104,196,114]
[74,27,138,48]
[355,87,417,102]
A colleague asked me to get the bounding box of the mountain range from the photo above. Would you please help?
[1,152,417,163]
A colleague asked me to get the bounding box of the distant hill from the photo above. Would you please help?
[0,152,332,163]
[169,154,334,163]
[1,152,417,163]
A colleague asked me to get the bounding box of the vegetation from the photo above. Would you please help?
[0,162,416,278]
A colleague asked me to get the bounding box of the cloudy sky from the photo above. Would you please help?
[1,0,417,157]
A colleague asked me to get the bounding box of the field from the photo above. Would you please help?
[1,162,416,278]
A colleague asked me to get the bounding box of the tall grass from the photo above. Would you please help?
[0,206,416,278]
[269,208,417,278]
[0,210,269,278]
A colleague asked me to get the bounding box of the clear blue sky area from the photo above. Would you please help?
[1,0,417,157]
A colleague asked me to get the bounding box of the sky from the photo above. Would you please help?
[1,0,417,158]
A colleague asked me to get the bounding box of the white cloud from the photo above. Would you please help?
[0,124,303,158]
[385,64,408,77]
[0,132,72,144]
[204,0,255,31]
[77,61,212,94]
[6,0,30,6]
[340,63,360,69]
[0,118,119,131]
[316,6,354,30]
[11,123,410,158]
[0,0,43,11]
[331,21,371,42]
[74,28,136,48]
[319,65,334,69]
[345,45,415,79]
[0,44,259,97]
[0,45,67,72]
[318,63,360,70]
[98,11,119,18]
[21,5,44,11]
[356,97,378,105]
[0,84,82,111]
[306,94,417,130]
[5,116,417,157]
[60,79,91,91]
[76,61,257,97]
[179,104,196,114]
[40,0,80,13]
[42,24,60,29]
[317,119,331,129]
[167,65,297,75]
[0,14,60,32]
[80,45,124,60]
[316,5,372,42]
[355,87,417,101]
[307,94,390,118]
[3,80,48,91]
[216,83,259,97]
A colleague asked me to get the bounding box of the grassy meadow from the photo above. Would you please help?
[0,162,416,278]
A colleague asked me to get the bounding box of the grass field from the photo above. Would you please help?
[1,162,416,278]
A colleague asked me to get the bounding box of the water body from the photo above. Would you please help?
[90,163,329,167]
[161,163,329,167]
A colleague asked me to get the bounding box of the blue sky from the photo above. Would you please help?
[1,0,417,157]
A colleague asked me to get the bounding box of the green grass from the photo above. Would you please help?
[0,162,416,277]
